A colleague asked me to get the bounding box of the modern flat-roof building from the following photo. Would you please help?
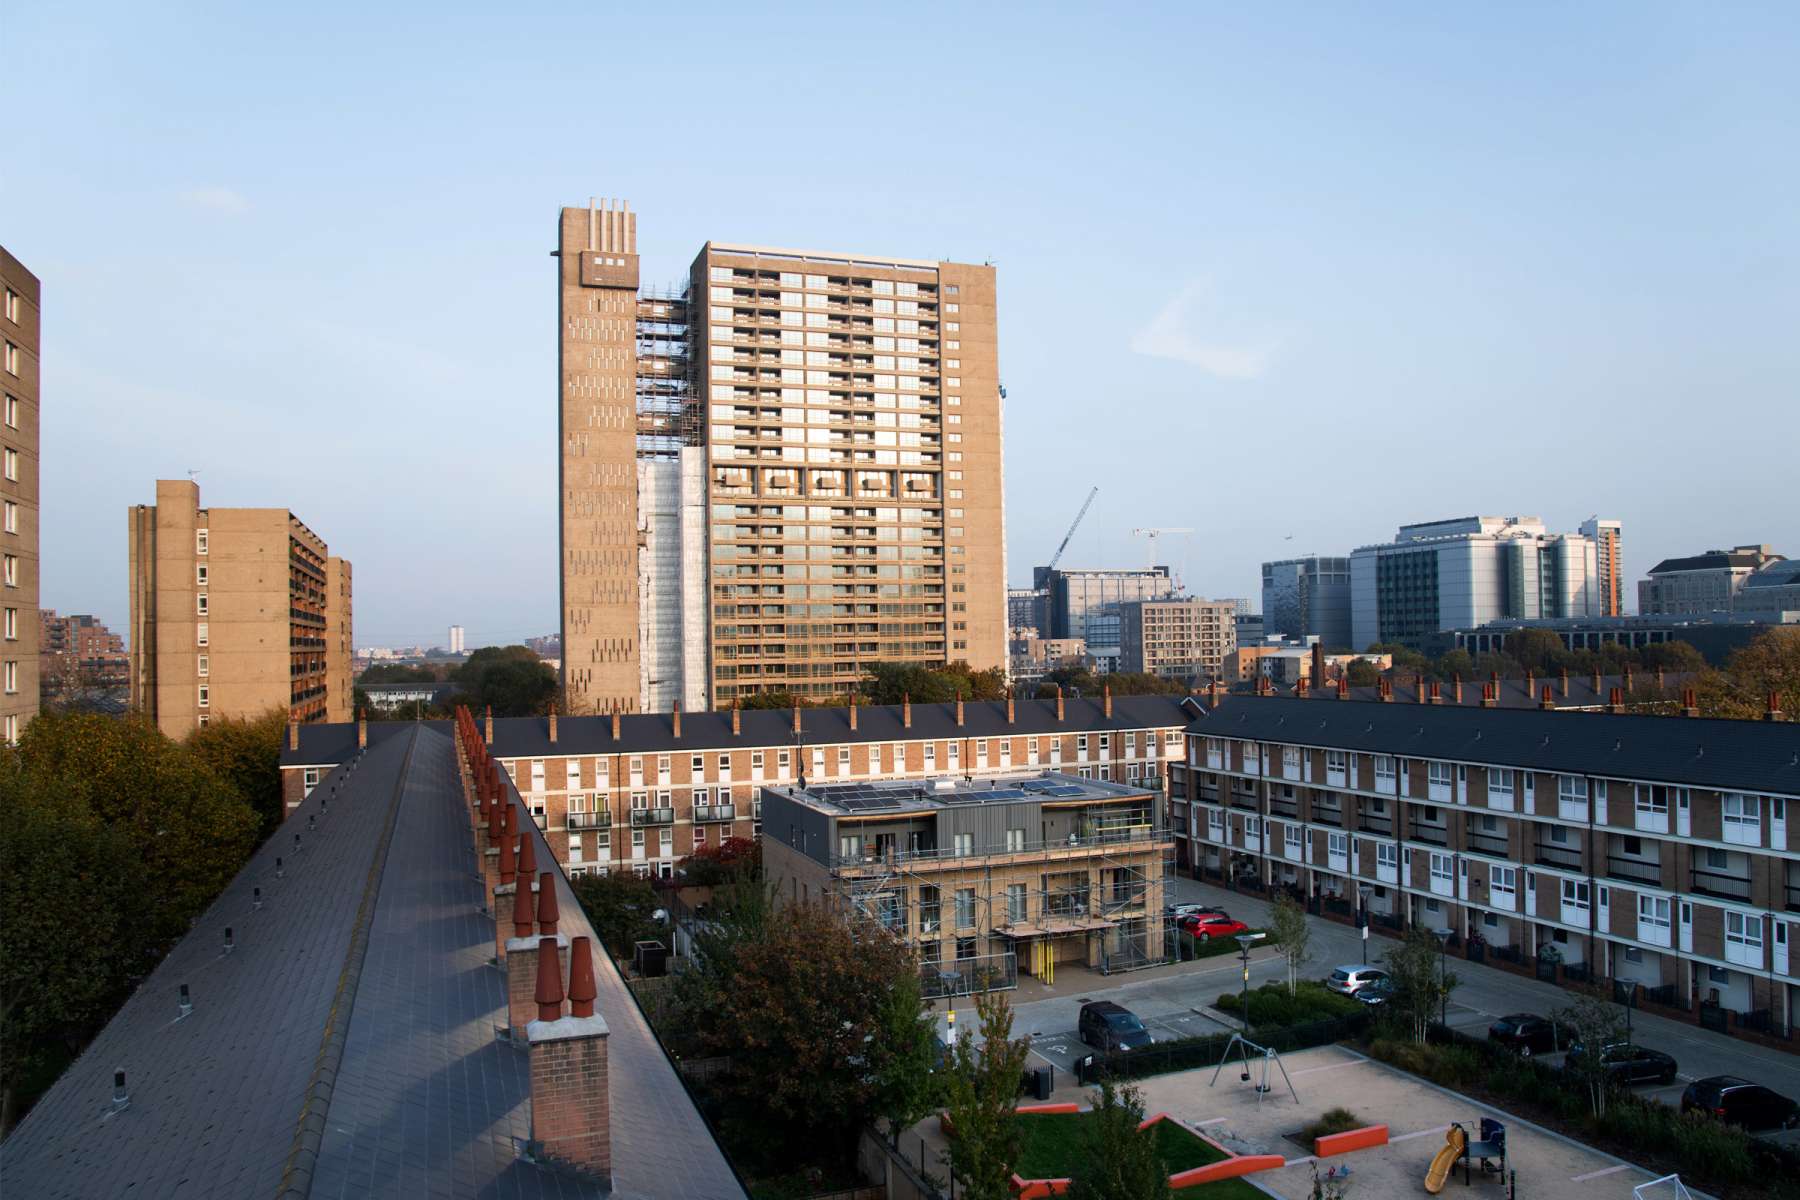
[558,200,1005,715]
[1,246,41,744]
[1262,556,1353,650]
[1350,516,1600,650]
[1638,545,1785,617]
[1035,565,1175,643]
[1579,518,1624,617]
[762,770,1171,991]
[129,479,353,738]
[1737,559,1800,619]
[1118,597,1237,682]
[1173,693,1800,1027]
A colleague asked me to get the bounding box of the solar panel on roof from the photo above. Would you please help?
[1047,786,1087,797]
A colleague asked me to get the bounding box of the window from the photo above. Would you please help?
[1282,747,1300,771]
[196,684,209,708]
[1558,775,1587,819]
[1,342,14,374]
[2,501,14,533]
[3,395,14,428]
[2,608,12,640]
[1006,828,1025,853]
[1006,883,1027,923]
[1722,794,1760,846]
[1490,865,1517,901]
[2,449,13,482]
[1430,852,1453,887]
[1377,842,1398,870]
[690,753,705,776]
[197,654,209,677]
[1327,832,1348,858]
[1489,767,1514,798]
[1561,879,1590,913]
[1374,755,1395,786]
[1638,895,1672,944]
[954,888,976,928]
[2,660,14,694]
[2,288,14,320]
[196,622,208,646]
[196,564,208,586]
[1634,784,1674,832]
[196,529,208,555]
[954,832,973,857]
[3,554,14,587]
[302,767,320,795]
[1428,761,1453,789]
[751,750,765,773]
[196,594,208,616]
[1326,750,1348,779]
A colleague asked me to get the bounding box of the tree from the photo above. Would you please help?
[862,661,1008,706]
[667,874,776,1058]
[942,992,1032,1200]
[1381,926,1456,1043]
[1553,992,1624,1117]
[1696,628,1800,720]
[357,662,447,684]
[675,835,762,887]
[1065,1079,1173,1200]
[186,708,288,840]
[1432,649,1475,681]
[1503,628,1568,675]
[569,871,665,959]
[734,689,806,710]
[869,968,942,1145]
[1343,658,1380,687]
[446,645,557,717]
[1639,640,1706,674]
[1268,892,1311,995]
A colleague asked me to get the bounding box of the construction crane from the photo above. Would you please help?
[1131,527,1193,570]
[1047,487,1100,573]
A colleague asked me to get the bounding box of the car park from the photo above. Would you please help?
[1486,1013,1565,1057]
[1078,1001,1155,1052]
[1179,913,1250,941]
[1326,965,1389,996]
[1680,1076,1800,1131]
[1563,1041,1678,1085]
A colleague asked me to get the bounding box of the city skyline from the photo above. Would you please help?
[6,2,1798,647]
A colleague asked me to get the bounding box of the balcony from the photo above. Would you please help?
[1269,799,1299,819]
[1605,856,1663,887]
[1356,816,1393,837]
[1533,843,1583,871]
[1464,831,1509,858]
[567,810,611,831]
[1312,807,1343,829]
[1407,823,1449,848]
[693,803,737,824]
[629,807,676,828]
[1690,868,1752,903]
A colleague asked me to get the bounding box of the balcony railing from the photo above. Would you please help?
[693,803,736,823]
[1690,868,1752,902]
[1605,856,1664,887]
[1312,809,1343,828]
[1787,883,1800,914]
[1408,824,1449,847]
[1464,832,1509,857]
[629,807,676,828]
[1269,799,1299,819]
[1533,843,1583,871]
[1356,818,1393,836]
[567,810,611,830]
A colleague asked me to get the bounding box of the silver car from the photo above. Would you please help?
[1327,965,1388,996]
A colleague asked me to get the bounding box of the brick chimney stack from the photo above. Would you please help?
[731,700,741,736]
[1055,686,1065,722]
[1656,665,1666,690]
[610,702,621,740]
[1378,677,1393,703]
[1336,676,1349,700]
[1607,686,1626,715]
[1429,680,1442,705]
[792,705,802,737]
[848,694,858,731]
[671,701,681,740]
[1296,677,1309,698]
[1767,691,1784,722]
[536,871,560,934]
[1481,681,1498,708]
[1453,673,1464,704]
[288,718,299,752]
[902,692,912,728]
[1540,685,1556,711]
[548,703,558,745]
[955,691,965,727]
[1682,687,1699,718]
[1560,667,1570,697]
[499,829,517,887]
[1524,668,1535,698]
[1416,675,1428,703]
[1102,685,1112,719]
[357,709,368,750]
[484,705,494,745]
[1006,688,1015,724]
[1311,642,1325,685]
[527,936,612,1180]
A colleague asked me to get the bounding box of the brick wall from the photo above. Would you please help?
[529,1027,611,1177]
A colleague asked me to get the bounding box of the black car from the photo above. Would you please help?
[1078,1001,1155,1052]
[1680,1076,1800,1132]
[1563,1041,1678,1086]
[1486,1013,1564,1057]
[1353,976,1395,1006]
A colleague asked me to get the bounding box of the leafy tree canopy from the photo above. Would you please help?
[862,661,1008,705]
[447,645,557,717]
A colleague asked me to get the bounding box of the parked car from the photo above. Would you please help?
[1680,1076,1800,1131]
[1179,913,1251,941]
[1078,1001,1155,1052]
[1563,1041,1678,1085]
[1326,966,1389,996]
[1486,1013,1565,1057]
[1353,976,1395,1006]
[1165,903,1229,921]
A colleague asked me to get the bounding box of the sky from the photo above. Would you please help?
[4,1,1797,647]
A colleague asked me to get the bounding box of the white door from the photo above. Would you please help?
[1458,858,1469,902]
[1679,901,1694,954]
[1525,870,1538,917]
[1677,789,1692,837]
[1773,797,1788,849]
[1775,921,1790,977]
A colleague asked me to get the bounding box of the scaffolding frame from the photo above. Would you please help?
[635,287,700,458]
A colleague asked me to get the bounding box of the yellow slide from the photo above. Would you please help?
[1424,1124,1466,1194]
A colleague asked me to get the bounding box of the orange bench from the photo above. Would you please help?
[1314,1124,1390,1158]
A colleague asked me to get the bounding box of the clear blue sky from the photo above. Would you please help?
[5,2,1796,647]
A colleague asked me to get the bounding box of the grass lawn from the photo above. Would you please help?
[1014,1111,1227,1180]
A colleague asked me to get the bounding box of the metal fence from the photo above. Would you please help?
[920,950,1018,1000]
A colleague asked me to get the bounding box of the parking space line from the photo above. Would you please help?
[1389,1124,1452,1144]
[1569,1164,1632,1182]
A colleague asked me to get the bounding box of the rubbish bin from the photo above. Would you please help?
[1075,1054,1096,1086]
[1031,1065,1054,1100]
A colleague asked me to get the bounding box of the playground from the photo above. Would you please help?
[1082,1044,1677,1200]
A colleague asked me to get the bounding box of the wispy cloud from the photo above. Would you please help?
[181,186,250,216]
[1130,280,1280,380]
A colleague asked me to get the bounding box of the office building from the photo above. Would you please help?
[449,623,465,654]
[1262,556,1352,649]
[1579,518,1624,617]
[1118,597,1237,682]
[1234,612,1265,647]
[1172,693,1800,1027]
[129,480,352,738]
[1736,559,1800,619]
[1638,545,1785,617]
[1440,613,1791,666]
[1008,586,1048,638]
[1036,565,1174,643]
[557,200,1005,714]
[1,246,40,743]
[762,771,1171,989]
[1349,516,1599,650]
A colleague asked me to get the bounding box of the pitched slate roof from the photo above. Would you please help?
[1192,695,1800,796]
[7,724,745,1199]
[1282,673,1692,710]
[281,695,1193,769]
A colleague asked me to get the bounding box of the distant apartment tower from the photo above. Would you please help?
[1036,566,1174,643]
[40,611,128,690]
[129,480,352,738]
[1638,545,1784,616]
[557,200,1005,713]
[1261,556,1352,649]
[1,247,40,743]
[1579,518,1624,616]
[1118,598,1237,682]
[448,624,465,654]
[1349,516,1599,650]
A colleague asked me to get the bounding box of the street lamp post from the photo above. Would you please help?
[1357,884,1374,969]
[1433,927,1454,1029]
[1234,932,1266,1037]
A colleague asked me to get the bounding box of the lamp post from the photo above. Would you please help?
[1357,883,1374,969]
[1234,932,1266,1037]
[1432,927,1454,1029]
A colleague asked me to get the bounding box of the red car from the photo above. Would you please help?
[1179,913,1250,941]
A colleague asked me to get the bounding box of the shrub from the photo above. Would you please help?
[1215,981,1360,1027]
[1300,1107,1364,1143]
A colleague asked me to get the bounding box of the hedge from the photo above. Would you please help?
[1094,1011,1372,1081]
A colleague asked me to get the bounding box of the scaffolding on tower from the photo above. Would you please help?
[635,286,700,458]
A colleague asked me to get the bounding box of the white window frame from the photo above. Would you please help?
[1561,878,1590,915]
[1721,793,1760,846]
